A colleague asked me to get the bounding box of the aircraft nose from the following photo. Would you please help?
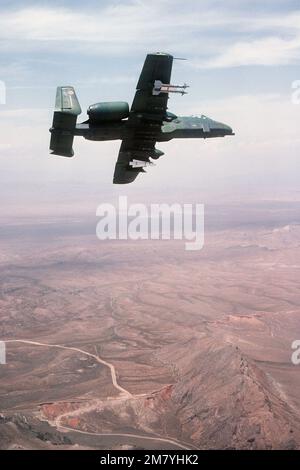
[213,119,234,135]
[202,116,234,135]
[223,124,234,135]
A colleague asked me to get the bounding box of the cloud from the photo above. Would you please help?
[198,35,300,68]
[0,3,200,53]
[188,92,300,146]
[0,62,30,83]
[0,1,299,69]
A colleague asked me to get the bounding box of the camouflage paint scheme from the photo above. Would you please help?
[49,52,234,184]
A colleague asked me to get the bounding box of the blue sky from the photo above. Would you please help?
[0,0,300,212]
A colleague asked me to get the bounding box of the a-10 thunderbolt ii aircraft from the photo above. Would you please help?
[49,52,234,184]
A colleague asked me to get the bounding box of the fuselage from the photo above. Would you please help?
[75,114,234,142]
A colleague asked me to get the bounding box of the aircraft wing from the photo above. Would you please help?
[130,52,173,119]
[113,139,156,184]
[113,53,173,184]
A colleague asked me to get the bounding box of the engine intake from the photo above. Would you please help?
[88,101,129,123]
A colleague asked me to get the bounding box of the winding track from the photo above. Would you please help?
[58,426,192,450]
[4,339,195,450]
[5,339,132,398]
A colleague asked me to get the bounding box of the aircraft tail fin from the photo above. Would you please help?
[49,86,82,157]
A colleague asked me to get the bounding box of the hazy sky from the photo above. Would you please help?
[0,0,300,214]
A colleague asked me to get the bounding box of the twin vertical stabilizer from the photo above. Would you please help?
[49,86,81,157]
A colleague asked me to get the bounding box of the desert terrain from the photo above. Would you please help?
[1,201,300,449]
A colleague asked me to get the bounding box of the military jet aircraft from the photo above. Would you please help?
[49,52,234,184]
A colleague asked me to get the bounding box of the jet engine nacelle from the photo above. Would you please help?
[88,101,129,123]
